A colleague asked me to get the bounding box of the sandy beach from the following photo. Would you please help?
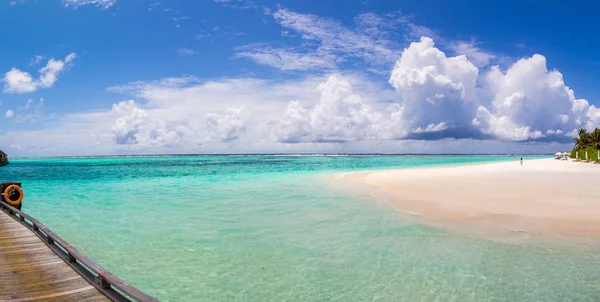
[336,158,600,238]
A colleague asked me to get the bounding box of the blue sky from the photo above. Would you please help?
[1,0,599,156]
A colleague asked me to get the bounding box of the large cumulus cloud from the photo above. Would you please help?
[388,37,480,139]
[273,76,382,143]
[205,106,247,142]
[473,54,591,141]
[111,100,188,148]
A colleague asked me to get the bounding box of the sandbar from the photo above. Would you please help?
[335,158,600,239]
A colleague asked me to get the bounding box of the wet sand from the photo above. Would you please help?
[335,158,600,238]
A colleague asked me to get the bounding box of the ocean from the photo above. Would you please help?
[2,155,599,301]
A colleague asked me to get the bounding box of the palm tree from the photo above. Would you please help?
[573,128,591,151]
[590,127,600,150]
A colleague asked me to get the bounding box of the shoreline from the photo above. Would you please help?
[337,156,546,176]
[334,158,600,241]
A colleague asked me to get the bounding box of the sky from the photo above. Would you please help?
[1,0,600,156]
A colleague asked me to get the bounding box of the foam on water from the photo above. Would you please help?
[3,155,599,301]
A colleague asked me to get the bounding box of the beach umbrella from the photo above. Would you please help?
[554,152,562,158]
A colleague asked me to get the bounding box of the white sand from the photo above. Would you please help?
[336,158,600,237]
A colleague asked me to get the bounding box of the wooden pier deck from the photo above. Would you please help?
[0,211,108,301]
[0,201,158,302]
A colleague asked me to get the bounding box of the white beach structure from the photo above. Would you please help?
[573,151,581,162]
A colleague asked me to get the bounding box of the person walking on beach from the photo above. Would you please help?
[520,157,523,166]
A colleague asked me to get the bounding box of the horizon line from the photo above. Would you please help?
[7,153,554,159]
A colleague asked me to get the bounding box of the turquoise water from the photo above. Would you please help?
[3,155,600,301]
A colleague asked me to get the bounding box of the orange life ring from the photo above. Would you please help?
[3,185,23,206]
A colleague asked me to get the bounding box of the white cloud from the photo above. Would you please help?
[274,101,312,143]
[213,0,256,9]
[62,0,117,9]
[24,98,43,110]
[449,41,496,67]
[353,12,408,40]
[39,58,69,88]
[273,76,385,143]
[3,53,76,94]
[65,53,77,63]
[104,75,335,149]
[3,69,37,93]
[3,73,392,155]
[29,55,45,66]
[388,37,479,139]
[403,23,439,41]
[474,54,590,141]
[5,98,47,124]
[235,46,337,71]
[236,9,403,71]
[111,100,189,148]
[585,105,600,129]
[177,48,198,56]
[413,122,448,133]
[237,7,494,74]
[25,99,34,109]
[5,110,14,118]
[474,108,544,141]
[205,106,247,142]
[271,9,400,65]
[112,100,148,145]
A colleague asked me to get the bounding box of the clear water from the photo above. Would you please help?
[3,155,600,301]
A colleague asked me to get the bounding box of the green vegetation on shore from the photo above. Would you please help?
[570,128,600,162]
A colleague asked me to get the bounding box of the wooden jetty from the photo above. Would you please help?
[0,198,158,301]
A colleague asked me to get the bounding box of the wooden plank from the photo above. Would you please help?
[0,232,37,240]
[3,277,94,299]
[0,251,62,266]
[0,242,46,252]
[0,247,57,260]
[0,259,65,271]
[0,236,43,246]
[2,262,76,276]
[33,287,109,302]
[4,285,96,302]
[1,268,81,288]
[0,246,47,255]
[0,224,29,231]
[1,275,84,295]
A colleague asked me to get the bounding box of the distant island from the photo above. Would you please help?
[0,149,7,166]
